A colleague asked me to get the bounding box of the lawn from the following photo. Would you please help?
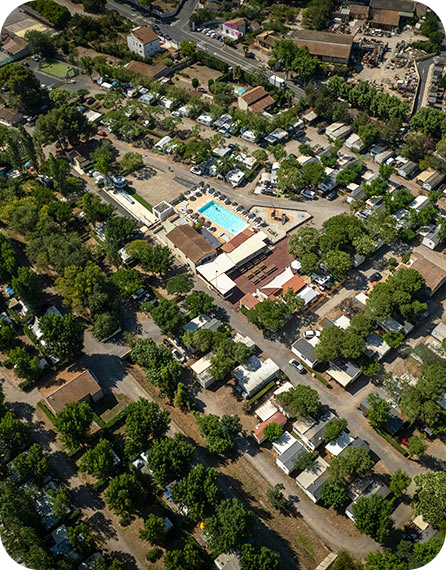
[41,60,78,79]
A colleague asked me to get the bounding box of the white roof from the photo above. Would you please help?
[273,381,294,396]
[183,315,212,332]
[272,431,296,454]
[261,266,293,291]
[295,457,329,489]
[255,399,278,421]
[234,355,279,397]
[334,315,351,329]
[190,353,212,375]
[155,135,172,149]
[355,292,368,305]
[325,431,354,456]
[297,285,318,305]
[408,195,429,210]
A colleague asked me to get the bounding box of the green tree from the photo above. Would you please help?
[407,434,427,457]
[266,483,288,513]
[320,481,349,509]
[79,439,116,480]
[140,513,165,545]
[173,382,189,408]
[110,268,144,298]
[252,149,268,166]
[29,0,71,28]
[0,63,46,112]
[91,139,113,174]
[328,447,374,488]
[121,152,143,174]
[13,444,50,485]
[0,412,31,462]
[412,472,446,527]
[24,29,55,57]
[185,290,216,317]
[150,299,186,337]
[263,422,283,442]
[82,0,106,13]
[67,522,94,557]
[35,104,96,150]
[301,161,326,186]
[295,450,314,471]
[324,418,348,443]
[331,550,363,570]
[47,486,70,520]
[246,298,291,331]
[352,494,394,543]
[0,319,17,353]
[8,346,41,384]
[382,331,404,348]
[166,275,194,297]
[275,385,322,419]
[240,544,280,570]
[367,393,391,429]
[104,215,138,266]
[147,433,195,486]
[205,498,255,554]
[124,398,170,456]
[39,313,84,361]
[55,402,93,450]
[322,250,352,279]
[164,540,203,570]
[104,474,142,523]
[390,469,411,498]
[288,228,321,261]
[170,464,222,522]
[195,413,242,455]
[92,312,120,340]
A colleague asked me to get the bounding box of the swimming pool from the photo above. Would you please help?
[198,201,249,235]
[233,85,247,95]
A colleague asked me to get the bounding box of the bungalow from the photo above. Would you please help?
[405,254,446,296]
[252,410,287,444]
[345,480,391,522]
[326,359,362,388]
[295,457,329,503]
[325,431,354,457]
[221,17,246,40]
[276,439,306,476]
[303,110,318,124]
[190,353,215,389]
[0,107,24,127]
[213,145,232,159]
[417,168,445,191]
[432,322,446,343]
[197,113,214,127]
[394,208,410,229]
[240,129,258,143]
[293,410,336,451]
[256,30,277,51]
[183,315,222,334]
[0,34,29,62]
[236,153,256,169]
[226,168,245,188]
[215,553,241,570]
[238,86,274,114]
[318,168,339,194]
[422,226,442,250]
[265,128,288,146]
[40,368,103,415]
[374,149,394,164]
[326,122,352,141]
[165,224,216,273]
[67,150,91,175]
[234,355,279,399]
[397,160,417,179]
[272,430,297,454]
[154,135,172,153]
[359,391,404,435]
[345,133,365,153]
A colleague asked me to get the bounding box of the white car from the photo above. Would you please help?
[172,349,185,363]
[304,330,321,339]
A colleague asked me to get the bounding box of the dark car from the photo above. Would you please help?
[317,126,325,134]
[163,338,172,348]
[245,52,255,59]
[326,191,337,201]
[85,96,95,105]
[369,272,382,282]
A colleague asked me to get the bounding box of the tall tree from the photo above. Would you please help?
[147,433,195,486]
[240,544,280,570]
[55,402,93,450]
[39,313,84,361]
[13,444,50,485]
[205,498,254,554]
[352,495,394,543]
[124,398,170,456]
[79,439,116,480]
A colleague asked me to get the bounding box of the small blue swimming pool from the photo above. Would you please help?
[198,201,249,235]
[233,85,247,95]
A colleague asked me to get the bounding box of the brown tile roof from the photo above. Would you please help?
[221,228,253,253]
[224,17,245,27]
[293,30,353,60]
[257,31,276,48]
[131,26,159,45]
[239,292,260,310]
[370,0,415,13]
[2,35,27,55]
[125,60,167,79]
[41,369,101,414]
[407,255,446,295]
[349,5,370,17]
[372,9,401,26]
[240,86,275,112]
[166,224,216,264]
[250,96,275,113]
[281,274,306,294]
[0,106,23,124]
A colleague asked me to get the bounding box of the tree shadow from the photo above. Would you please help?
[87,511,117,541]
[70,483,105,511]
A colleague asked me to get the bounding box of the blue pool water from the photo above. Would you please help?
[198,201,249,235]
[233,85,247,95]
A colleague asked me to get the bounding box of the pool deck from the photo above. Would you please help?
[179,192,256,243]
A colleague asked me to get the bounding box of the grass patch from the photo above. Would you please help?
[132,192,152,212]
[41,60,78,79]
[37,401,56,424]
[296,533,315,557]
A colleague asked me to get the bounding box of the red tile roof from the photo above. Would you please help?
[131,26,159,45]
[252,411,287,443]
[220,228,253,253]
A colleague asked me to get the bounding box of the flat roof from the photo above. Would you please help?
[325,431,354,456]
[295,456,329,489]
[276,439,305,470]
[234,355,279,397]
[272,431,297,454]
[190,353,212,375]
[255,399,278,422]
[293,410,336,447]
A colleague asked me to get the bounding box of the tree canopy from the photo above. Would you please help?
[205,498,255,554]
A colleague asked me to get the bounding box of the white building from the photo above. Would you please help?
[127,26,160,57]
[276,440,305,475]
[422,226,442,250]
[234,355,279,399]
[295,457,329,503]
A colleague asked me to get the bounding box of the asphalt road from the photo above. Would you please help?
[106,0,305,100]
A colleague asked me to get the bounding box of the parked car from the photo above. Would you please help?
[301,189,317,200]
[369,272,382,282]
[172,348,185,363]
[245,52,255,59]
[85,96,95,105]
[289,359,306,373]
[326,191,337,201]
[304,330,320,339]
[163,338,172,348]
[98,129,107,136]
